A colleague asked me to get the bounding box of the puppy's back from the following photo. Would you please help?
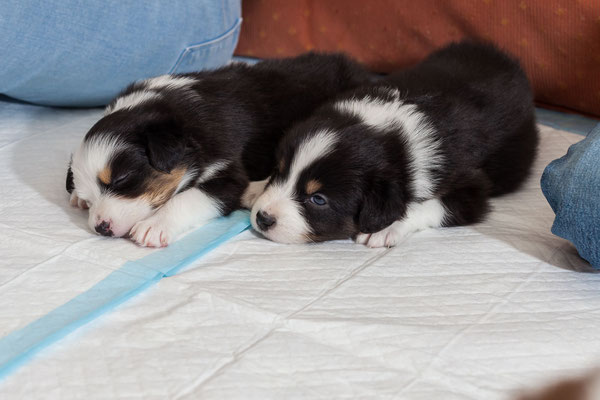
[386,41,538,196]
[388,41,531,99]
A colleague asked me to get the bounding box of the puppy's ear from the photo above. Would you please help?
[144,117,185,174]
[356,177,406,233]
[66,158,74,194]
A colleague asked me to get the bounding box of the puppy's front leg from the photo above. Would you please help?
[241,179,269,209]
[69,192,90,209]
[130,188,221,248]
[355,198,447,248]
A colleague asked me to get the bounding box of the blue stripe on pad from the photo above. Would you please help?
[0,210,251,380]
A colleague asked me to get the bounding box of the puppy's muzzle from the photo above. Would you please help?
[256,210,276,231]
[95,220,114,237]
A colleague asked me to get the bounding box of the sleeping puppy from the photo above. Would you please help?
[246,41,539,247]
[66,52,372,247]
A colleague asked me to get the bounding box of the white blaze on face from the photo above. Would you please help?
[71,136,122,204]
[71,136,154,237]
[251,131,338,243]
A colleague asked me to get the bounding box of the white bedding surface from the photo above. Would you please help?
[0,100,598,400]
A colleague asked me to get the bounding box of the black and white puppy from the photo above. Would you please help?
[247,41,539,247]
[66,53,372,247]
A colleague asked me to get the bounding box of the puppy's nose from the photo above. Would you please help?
[256,210,276,231]
[95,220,113,237]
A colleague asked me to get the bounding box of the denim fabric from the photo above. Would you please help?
[541,123,600,269]
[0,1,241,107]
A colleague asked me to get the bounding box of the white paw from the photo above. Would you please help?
[69,192,89,209]
[355,222,408,248]
[130,216,172,248]
[241,179,269,209]
[354,232,371,245]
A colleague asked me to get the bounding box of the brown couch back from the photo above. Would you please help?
[236,0,600,118]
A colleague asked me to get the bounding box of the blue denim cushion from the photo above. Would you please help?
[541,123,600,269]
[0,0,241,106]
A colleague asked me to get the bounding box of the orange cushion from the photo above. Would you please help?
[236,0,600,118]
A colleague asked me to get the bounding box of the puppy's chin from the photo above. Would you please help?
[257,228,311,244]
[253,225,312,244]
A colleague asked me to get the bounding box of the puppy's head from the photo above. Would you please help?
[250,120,411,243]
[68,108,192,237]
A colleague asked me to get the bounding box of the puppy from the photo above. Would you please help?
[247,41,539,247]
[66,53,372,247]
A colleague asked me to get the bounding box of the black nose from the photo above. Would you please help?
[256,210,276,231]
[95,221,113,237]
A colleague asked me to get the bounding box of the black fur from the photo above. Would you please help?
[142,113,186,173]
[68,52,373,214]
[66,160,74,194]
[268,41,539,241]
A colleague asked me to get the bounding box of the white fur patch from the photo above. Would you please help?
[130,188,222,247]
[175,169,197,194]
[335,89,443,199]
[142,75,197,91]
[355,198,447,248]
[105,75,196,115]
[196,160,230,184]
[71,136,124,204]
[289,131,338,186]
[105,91,161,115]
[250,131,338,243]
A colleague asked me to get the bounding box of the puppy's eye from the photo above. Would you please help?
[111,172,131,187]
[310,194,327,206]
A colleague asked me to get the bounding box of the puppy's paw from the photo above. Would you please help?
[241,179,269,209]
[130,217,172,248]
[69,192,89,209]
[354,232,371,245]
[355,222,409,248]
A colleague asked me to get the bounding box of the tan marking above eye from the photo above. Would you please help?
[141,167,186,207]
[98,167,111,185]
[306,179,322,195]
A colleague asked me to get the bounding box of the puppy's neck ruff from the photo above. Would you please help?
[335,89,443,200]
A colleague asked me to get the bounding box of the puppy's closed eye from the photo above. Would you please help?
[111,171,131,188]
